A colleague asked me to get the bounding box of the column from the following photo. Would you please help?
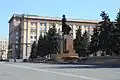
[23,21,27,59]
[81,25,85,35]
[37,22,40,40]
[22,44,27,59]
[46,23,49,33]
[88,25,91,41]
[55,24,58,33]
[73,25,76,39]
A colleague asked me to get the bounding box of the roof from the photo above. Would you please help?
[8,14,99,23]
[8,14,24,23]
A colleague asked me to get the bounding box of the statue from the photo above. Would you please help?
[62,15,71,35]
[55,14,78,62]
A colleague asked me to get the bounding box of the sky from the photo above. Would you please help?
[0,0,120,39]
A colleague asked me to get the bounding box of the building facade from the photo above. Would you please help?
[8,14,98,59]
[0,39,8,60]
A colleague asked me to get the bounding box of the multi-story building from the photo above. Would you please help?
[0,39,8,60]
[8,14,99,59]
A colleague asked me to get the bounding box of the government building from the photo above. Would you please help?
[0,39,8,60]
[8,14,98,59]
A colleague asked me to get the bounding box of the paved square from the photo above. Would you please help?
[0,62,120,80]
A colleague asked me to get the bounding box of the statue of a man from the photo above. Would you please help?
[62,15,71,35]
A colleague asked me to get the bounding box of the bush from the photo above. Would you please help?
[23,59,27,62]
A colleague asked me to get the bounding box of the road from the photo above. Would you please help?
[0,62,120,80]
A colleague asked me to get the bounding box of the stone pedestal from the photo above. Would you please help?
[56,33,78,61]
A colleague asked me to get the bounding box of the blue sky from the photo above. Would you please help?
[0,0,120,38]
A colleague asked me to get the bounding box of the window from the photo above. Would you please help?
[16,32,19,35]
[31,31,33,34]
[31,22,37,28]
[31,27,36,30]
[31,31,36,34]
[31,29,37,34]
[40,23,42,26]
[31,41,34,43]
[44,26,47,32]
[44,23,47,27]
[58,28,60,33]
[40,27,42,31]
[3,45,4,49]
[16,45,18,48]
[31,22,37,25]
[40,27,44,33]
[31,36,33,39]
[16,36,19,39]
[34,36,37,39]
[31,22,34,25]
[16,41,18,43]
[21,36,23,39]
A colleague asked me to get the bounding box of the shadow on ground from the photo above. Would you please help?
[41,64,120,69]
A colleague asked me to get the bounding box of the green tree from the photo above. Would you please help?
[46,24,60,57]
[104,9,120,56]
[37,34,45,57]
[82,30,89,49]
[116,9,120,24]
[99,11,110,56]
[112,9,120,55]
[82,30,89,56]
[107,22,118,55]
[42,34,49,56]
[99,11,119,56]
[88,27,99,56]
[74,27,85,57]
[29,41,37,60]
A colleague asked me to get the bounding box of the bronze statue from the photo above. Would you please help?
[62,15,71,35]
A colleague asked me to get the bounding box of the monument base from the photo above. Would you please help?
[56,32,79,62]
[56,52,79,62]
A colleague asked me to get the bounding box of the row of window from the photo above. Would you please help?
[30,24,93,31]
[0,41,7,43]
[30,28,47,35]
[30,24,84,33]
[31,25,47,30]
[0,45,8,50]
[0,44,8,46]
[30,36,37,39]
[31,22,47,27]
[30,23,62,30]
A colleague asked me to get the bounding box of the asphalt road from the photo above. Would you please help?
[0,62,120,80]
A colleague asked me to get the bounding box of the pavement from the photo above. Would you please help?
[0,62,120,80]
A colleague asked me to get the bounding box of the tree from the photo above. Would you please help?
[74,26,85,57]
[82,30,89,49]
[88,11,112,56]
[29,41,37,60]
[37,34,45,57]
[99,11,110,55]
[112,9,120,55]
[107,22,118,55]
[99,11,119,56]
[46,24,60,57]
[88,27,99,56]
[116,9,120,24]
[36,24,60,58]
[42,34,49,56]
